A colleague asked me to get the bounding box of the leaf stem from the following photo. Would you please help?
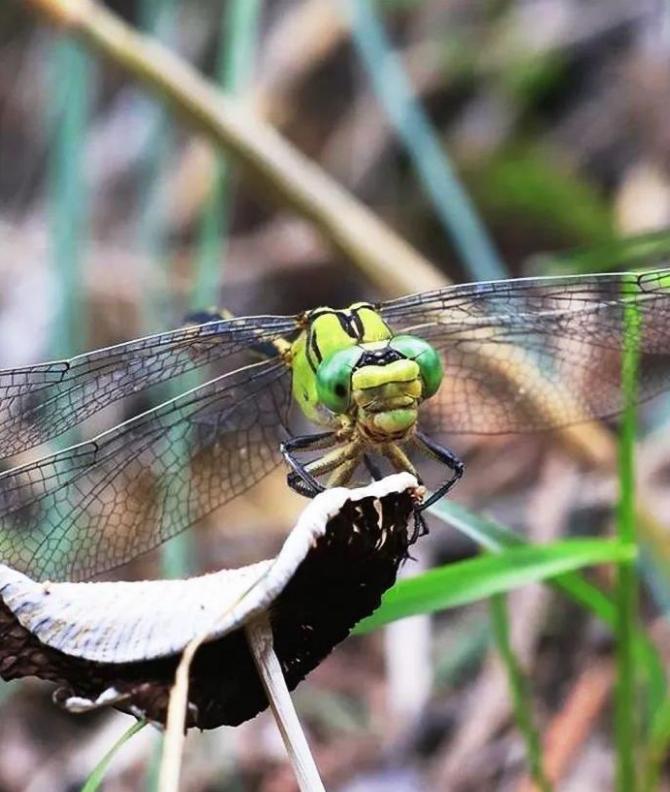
[614,283,641,792]
[490,593,552,792]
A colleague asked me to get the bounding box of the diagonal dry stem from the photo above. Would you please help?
[247,614,326,792]
[23,0,443,296]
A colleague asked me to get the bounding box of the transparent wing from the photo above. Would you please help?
[0,314,298,457]
[380,270,670,433]
[0,358,292,581]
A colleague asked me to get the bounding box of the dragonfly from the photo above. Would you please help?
[0,269,669,582]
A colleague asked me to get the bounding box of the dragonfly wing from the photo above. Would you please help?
[380,270,670,433]
[0,358,293,581]
[0,314,297,457]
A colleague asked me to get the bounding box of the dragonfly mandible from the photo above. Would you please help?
[0,269,669,582]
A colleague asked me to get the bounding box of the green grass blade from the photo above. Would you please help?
[643,697,670,792]
[615,277,642,792]
[356,539,635,632]
[344,0,507,281]
[49,37,90,359]
[490,593,552,792]
[194,0,261,301]
[426,499,666,705]
[81,719,147,792]
[38,36,93,578]
[135,0,187,580]
[533,227,670,276]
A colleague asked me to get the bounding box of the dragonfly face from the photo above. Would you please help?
[292,304,443,443]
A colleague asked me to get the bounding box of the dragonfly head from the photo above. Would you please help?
[315,335,443,440]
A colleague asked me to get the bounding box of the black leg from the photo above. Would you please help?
[410,509,429,544]
[280,432,336,498]
[287,469,323,498]
[414,430,464,510]
[362,453,384,481]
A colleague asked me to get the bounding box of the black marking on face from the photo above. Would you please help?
[305,303,379,372]
[357,346,404,368]
[349,306,366,339]
[307,325,324,372]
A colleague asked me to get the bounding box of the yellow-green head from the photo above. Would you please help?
[291,303,443,441]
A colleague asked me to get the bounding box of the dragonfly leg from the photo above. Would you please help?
[304,438,364,483]
[380,443,419,476]
[282,432,363,497]
[281,432,338,497]
[326,455,360,487]
[362,453,383,481]
[380,443,426,542]
[413,430,464,510]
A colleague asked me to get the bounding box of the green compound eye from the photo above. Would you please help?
[390,335,443,398]
[315,346,362,413]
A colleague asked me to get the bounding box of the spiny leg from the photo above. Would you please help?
[380,442,419,477]
[281,431,338,497]
[281,432,364,498]
[413,430,464,510]
[380,443,427,542]
[327,455,361,487]
[362,454,383,481]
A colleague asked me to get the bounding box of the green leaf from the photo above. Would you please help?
[534,227,670,276]
[356,539,635,632]
[427,499,666,710]
[81,719,147,792]
[490,593,552,792]
[614,279,642,792]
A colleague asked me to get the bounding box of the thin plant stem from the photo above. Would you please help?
[344,0,507,281]
[247,614,325,792]
[194,0,262,304]
[490,593,552,792]
[25,0,446,296]
[49,36,89,359]
[81,719,147,792]
[614,282,641,792]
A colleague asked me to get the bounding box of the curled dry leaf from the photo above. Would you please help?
[0,473,420,729]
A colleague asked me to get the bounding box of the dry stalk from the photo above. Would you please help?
[23,0,443,296]
[247,613,326,792]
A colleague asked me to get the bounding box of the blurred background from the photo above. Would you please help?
[2,0,670,789]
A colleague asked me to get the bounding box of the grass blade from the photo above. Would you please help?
[343,0,507,281]
[356,538,635,632]
[49,37,90,359]
[81,719,147,792]
[490,593,552,792]
[615,278,641,792]
[135,0,188,580]
[194,0,262,298]
[426,498,666,708]
[643,697,670,792]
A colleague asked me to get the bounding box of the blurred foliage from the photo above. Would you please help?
[470,144,615,249]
